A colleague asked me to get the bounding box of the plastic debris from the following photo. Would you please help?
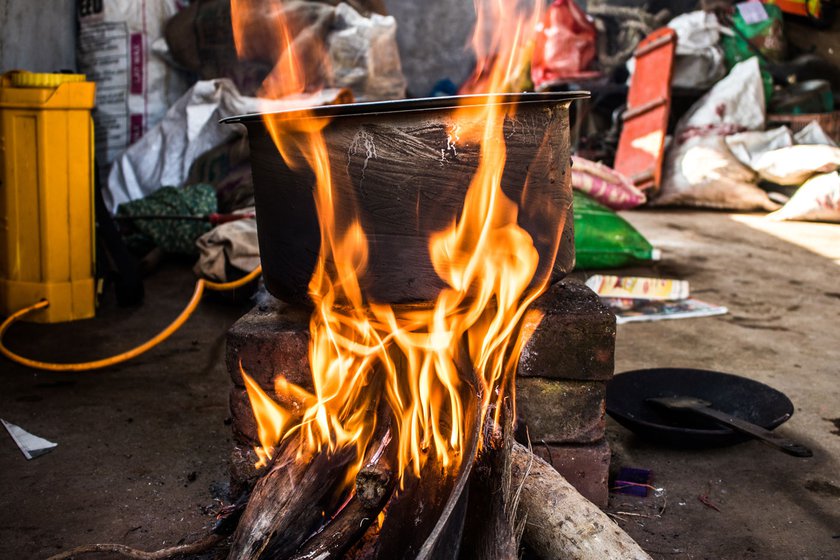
[794,121,838,147]
[104,80,350,212]
[725,127,795,169]
[77,0,190,171]
[2,419,57,460]
[531,0,599,87]
[720,2,786,101]
[666,11,726,90]
[573,191,659,270]
[613,467,654,497]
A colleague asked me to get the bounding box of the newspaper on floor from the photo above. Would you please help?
[601,297,728,324]
[586,274,727,323]
[2,419,57,460]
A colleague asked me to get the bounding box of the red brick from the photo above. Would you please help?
[226,298,313,392]
[229,387,259,446]
[229,443,268,499]
[532,440,611,507]
[229,382,313,447]
[518,280,615,381]
[515,378,605,443]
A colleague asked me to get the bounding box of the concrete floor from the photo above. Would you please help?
[0,262,248,559]
[1,210,838,559]
[602,211,840,560]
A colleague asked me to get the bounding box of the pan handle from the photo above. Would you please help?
[689,406,813,458]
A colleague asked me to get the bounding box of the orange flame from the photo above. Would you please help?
[233,0,557,485]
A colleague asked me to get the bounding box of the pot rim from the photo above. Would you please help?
[221,91,589,124]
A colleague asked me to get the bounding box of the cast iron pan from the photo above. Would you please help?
[606,368,795,448]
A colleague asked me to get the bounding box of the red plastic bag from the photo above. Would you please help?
[531,0,599,87]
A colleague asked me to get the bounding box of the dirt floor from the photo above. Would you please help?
[1,210,838,559]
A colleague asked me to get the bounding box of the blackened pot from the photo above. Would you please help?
[224,92,587,304]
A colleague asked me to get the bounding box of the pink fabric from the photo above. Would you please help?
[571,156,647,210]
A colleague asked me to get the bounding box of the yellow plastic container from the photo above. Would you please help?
[0,72,97,323]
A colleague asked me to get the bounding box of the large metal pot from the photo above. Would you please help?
[224,92,586,304]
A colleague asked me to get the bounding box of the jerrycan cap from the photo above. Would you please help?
[7,71,86,88]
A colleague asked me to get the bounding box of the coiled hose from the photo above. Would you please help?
[0,266,262,372]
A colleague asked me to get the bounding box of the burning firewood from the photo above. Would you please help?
[227,439,356,560]
[460,396,522,560]
[367,352,483,560]
[290,433,396,560]
[512,442,653,560]
[283,466,392,560]
[41,0,645,557]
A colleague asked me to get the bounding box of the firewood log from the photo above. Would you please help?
[291,440,396,560]
[227,441,355,560]
[378,349,483,560]
[460,397,521,560]
[511,442,652,560]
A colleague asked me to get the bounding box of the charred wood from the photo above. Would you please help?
[374,350,482,560]
[343,521,382,560]
[213,490,253,537]
[460,396,521,560]
[291,434,396,560]
[227,440,355,560]
[290,465,393,560]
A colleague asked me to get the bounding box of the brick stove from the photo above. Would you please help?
[225,279,616,507]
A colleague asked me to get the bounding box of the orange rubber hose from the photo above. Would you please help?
[0,266,261,372]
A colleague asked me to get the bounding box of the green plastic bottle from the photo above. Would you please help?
[573,191,659,270]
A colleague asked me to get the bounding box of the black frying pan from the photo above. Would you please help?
[606,368,795,448]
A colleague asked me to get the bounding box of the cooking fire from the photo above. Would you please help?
[216,0,641,559]
[2,0,834,557]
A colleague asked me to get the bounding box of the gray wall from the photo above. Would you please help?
[0,0,508,95]
[384,0,477,97]
[0,0,481,94]
[0,0,77,73]
[0,0,477,94]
